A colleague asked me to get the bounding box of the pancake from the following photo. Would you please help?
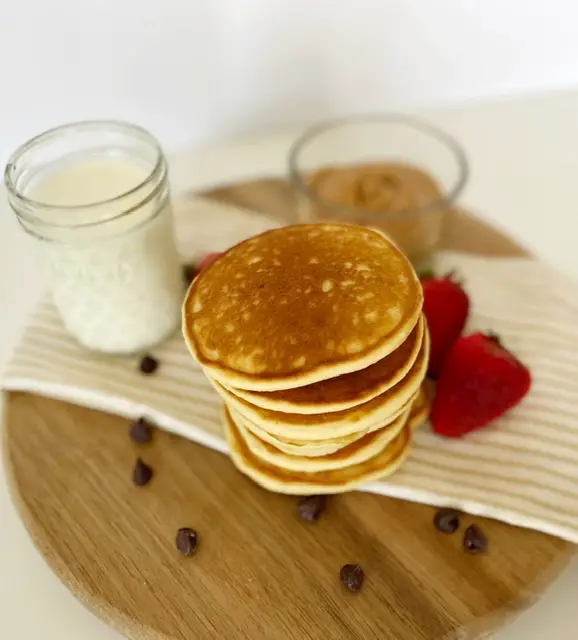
[232,406,411,472]
[231,383,428,457]
[230,390,418,457]
[408,385,431,431]
[224,405,412,495]
[183,223,422,391]
[215,321,428,417]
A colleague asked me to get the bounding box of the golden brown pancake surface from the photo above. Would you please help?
[183,223,422,391]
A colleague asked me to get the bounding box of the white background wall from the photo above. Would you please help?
[1,0,577,164]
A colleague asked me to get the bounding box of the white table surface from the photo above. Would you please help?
[2,89,578,638]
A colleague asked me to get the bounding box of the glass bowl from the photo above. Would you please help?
[288,115,469,271]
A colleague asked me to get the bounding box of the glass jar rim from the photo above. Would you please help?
[288,113,469,220]
[4,120,165,228]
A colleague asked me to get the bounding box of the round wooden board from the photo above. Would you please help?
[3,179,574,640]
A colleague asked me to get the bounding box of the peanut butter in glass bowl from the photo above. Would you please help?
[288,117,469,271]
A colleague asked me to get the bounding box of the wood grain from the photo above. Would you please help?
[3,178,574,640]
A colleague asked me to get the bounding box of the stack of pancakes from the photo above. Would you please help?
[183,223,430,495]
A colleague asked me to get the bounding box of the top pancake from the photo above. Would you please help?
[183,223,422,391]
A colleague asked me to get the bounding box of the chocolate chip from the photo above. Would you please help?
[433,508,460,534]
[340,564,364,593]
[463,524,488,554]
[183,264,197,285]
[132,458,153,486]
[129,417,153,444]
[139,355,159,375]
[176,528,199,556]
[296,495,327,522]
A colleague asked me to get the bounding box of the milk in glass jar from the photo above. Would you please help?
[4,121,184,354]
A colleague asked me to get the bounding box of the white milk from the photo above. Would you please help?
[28,158,184,354]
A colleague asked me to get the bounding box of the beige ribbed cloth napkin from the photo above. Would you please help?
[3,197,578,543]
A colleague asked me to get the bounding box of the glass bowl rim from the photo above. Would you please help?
[287,113,469,221]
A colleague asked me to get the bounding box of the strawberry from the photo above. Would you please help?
[197,252,222,272]
[421,272,470,377]
[430,333,531,438]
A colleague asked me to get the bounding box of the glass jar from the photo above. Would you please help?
[288,115,469,271]
[4,121,184,355]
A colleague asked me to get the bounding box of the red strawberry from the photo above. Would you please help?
[421,273,470,377]
[430,333,531,438]
[197,251,222,272]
